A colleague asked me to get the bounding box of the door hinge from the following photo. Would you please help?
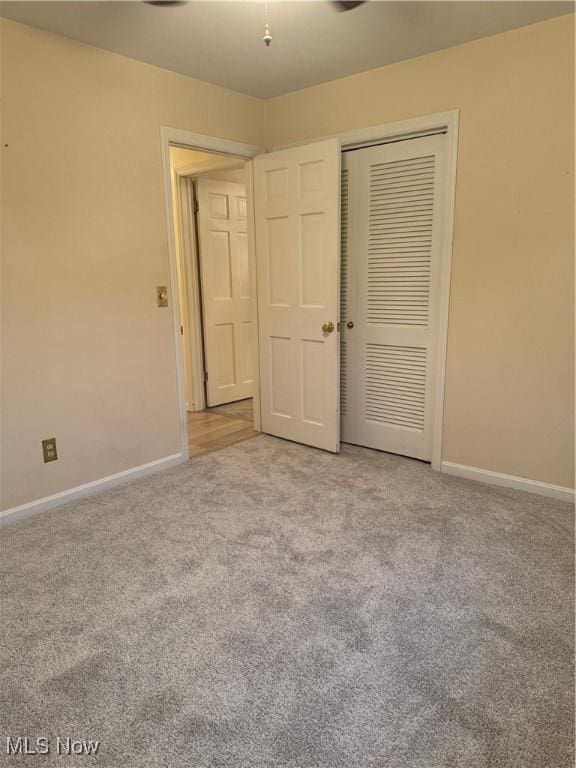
[202,371,208,382]
[180,325,184,336]
[193,198,199,213]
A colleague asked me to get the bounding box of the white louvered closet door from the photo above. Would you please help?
[341,134,446,461]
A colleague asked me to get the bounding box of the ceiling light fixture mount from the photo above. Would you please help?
[263,2,272,47]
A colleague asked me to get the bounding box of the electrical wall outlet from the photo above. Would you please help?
[42,438,58,463]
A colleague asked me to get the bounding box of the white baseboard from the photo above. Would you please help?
[441,461,575,504]
[0,453,185,526]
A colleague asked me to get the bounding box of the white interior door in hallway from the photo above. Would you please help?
[196,178,253,406]
[253,139,341,453]
[340,134,447,461]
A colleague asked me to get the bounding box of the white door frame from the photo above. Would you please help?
[275,110,459,470]
[160,127,264,460]
[172,173,204,412]
[340,111,458,471]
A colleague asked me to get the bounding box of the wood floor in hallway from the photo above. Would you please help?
[187,398,258,458]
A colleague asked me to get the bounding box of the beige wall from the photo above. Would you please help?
[0,19,264,510]
[2,14,573,512]
[266,14,575,489]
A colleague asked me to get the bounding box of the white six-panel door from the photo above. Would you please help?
[341,134,446,461]
[253,139,340,452]
[196,178,253,406]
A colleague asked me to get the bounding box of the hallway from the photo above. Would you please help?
[187,398,257,458]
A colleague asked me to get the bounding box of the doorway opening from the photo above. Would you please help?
[169,145,258,458]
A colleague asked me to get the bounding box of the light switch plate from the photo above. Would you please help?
[156,286,168,307]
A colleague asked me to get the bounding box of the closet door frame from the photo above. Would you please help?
[338,111,459,470]
[272,112,458,470]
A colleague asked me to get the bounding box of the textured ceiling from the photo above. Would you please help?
[1,1,573,98]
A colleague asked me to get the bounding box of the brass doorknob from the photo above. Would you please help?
[346,321,354,329]
[322,321,335,334]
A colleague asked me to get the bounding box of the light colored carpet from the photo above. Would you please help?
[0,435,573,767]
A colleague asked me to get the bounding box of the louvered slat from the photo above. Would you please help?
[365,344,426,429]
[367,155,435,327]
[340,168,349,416]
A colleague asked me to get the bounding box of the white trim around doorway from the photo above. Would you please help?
[159,127,265,460]
[338,112,459,471]
[282,111,459,471]
[162,113,458,470]
[273,111,458,470]
[173,172,205,413]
